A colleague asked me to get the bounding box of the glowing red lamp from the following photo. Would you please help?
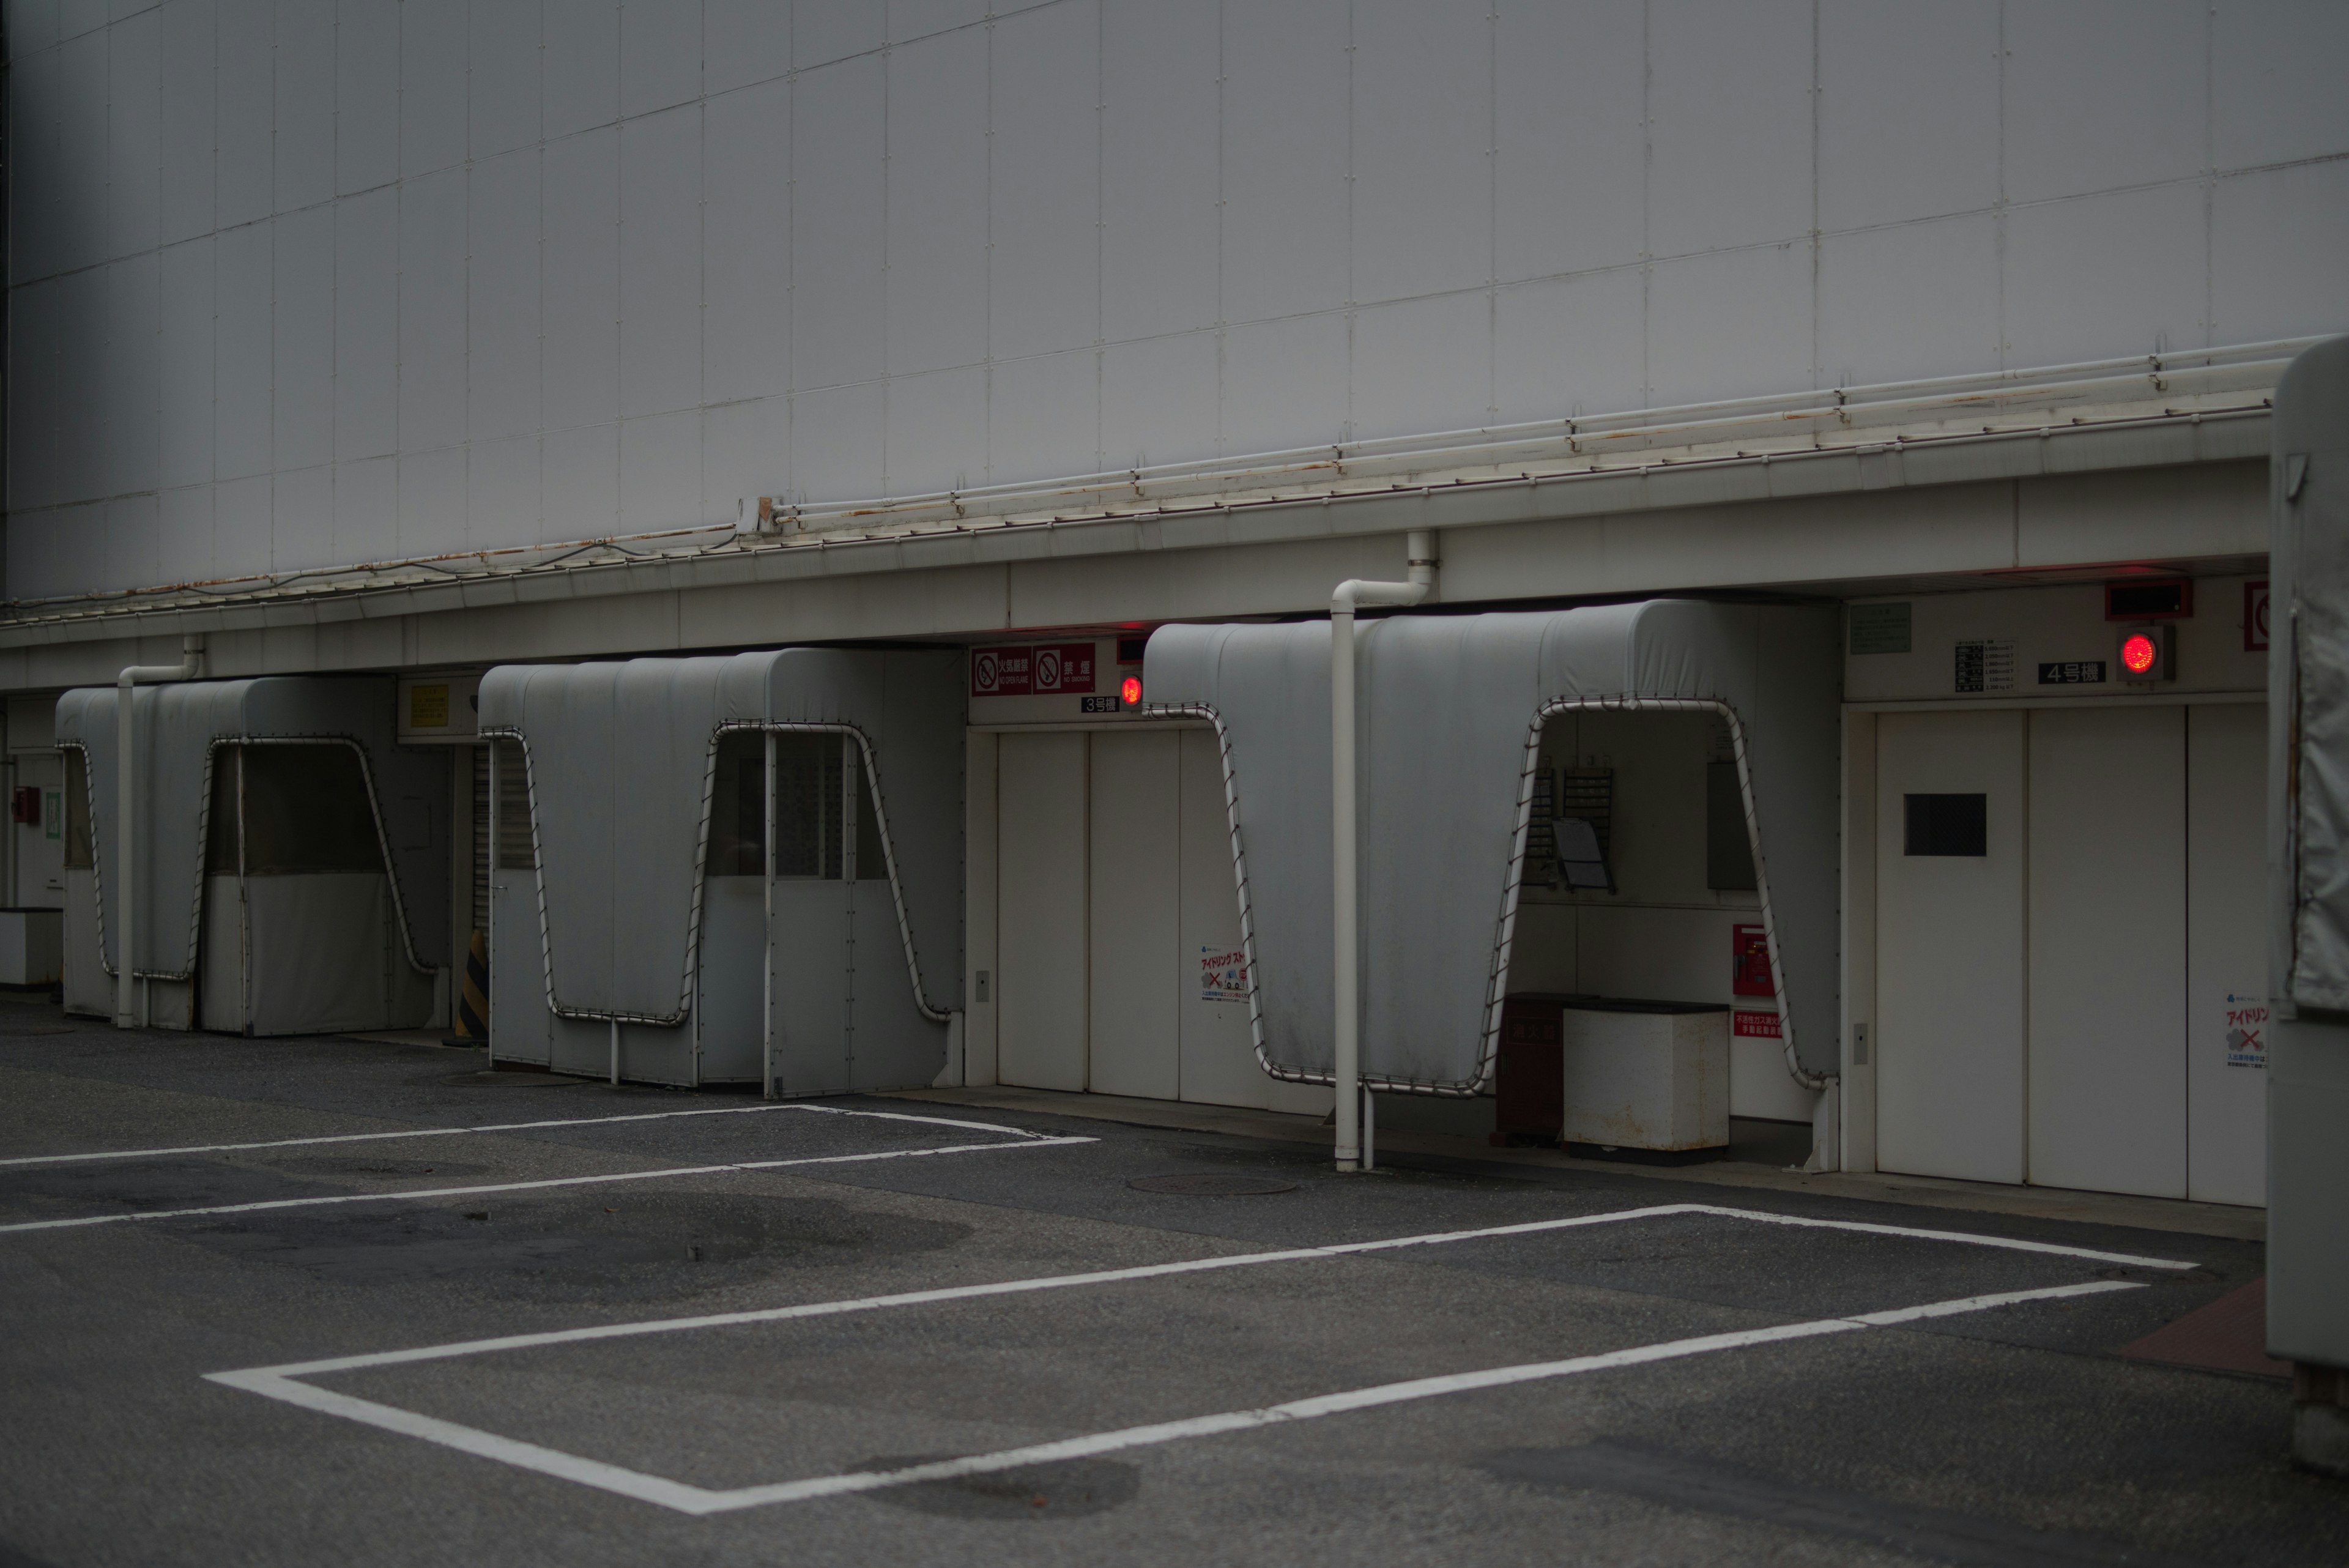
[1120,675,1143,707]
[2120,633,2158,674]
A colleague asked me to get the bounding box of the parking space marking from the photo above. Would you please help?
[0,1101,1057,1169]
[204,1204,2185,1514]
[0,1133,1096,1235]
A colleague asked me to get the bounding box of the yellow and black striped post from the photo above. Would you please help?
[455,929,489,1041]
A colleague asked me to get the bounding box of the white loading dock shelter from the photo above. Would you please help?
[477,650,963,1091]
[1143,603,1841,1118]
[1841,576,2270,1206]
[53,678,448,1035]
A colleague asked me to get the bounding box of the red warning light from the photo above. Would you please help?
[2120,633,2158,674]
[1120,675,1143,707]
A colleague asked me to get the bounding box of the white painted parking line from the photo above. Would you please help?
[0,1135,1097,1235]
[0,1101,1059,1169]
[204,1205,2184,1512]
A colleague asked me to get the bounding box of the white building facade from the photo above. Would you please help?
[6,1,2347,1206]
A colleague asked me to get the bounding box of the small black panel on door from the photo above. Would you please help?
[1904,793,1987,856]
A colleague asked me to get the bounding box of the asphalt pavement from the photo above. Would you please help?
[1,999,2341,1567]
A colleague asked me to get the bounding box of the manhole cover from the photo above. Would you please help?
[1126,1173,1297,1196]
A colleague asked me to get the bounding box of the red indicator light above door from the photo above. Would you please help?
[1120,675,1143,707]
[2120,633,2157,674]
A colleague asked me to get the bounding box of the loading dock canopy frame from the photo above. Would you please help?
[1145,601,1841,1093]
[54,677,447,981]
[476,649,963,1025]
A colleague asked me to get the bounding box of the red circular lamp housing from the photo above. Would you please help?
[2120,633,2158,675]
[1120,675,1143,707]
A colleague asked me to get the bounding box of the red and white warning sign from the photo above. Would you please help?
[971,641,1095,697]
[1732,1009,1782,1039]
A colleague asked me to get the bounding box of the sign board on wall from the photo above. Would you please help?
[1200,946,1249,1003]
[1732,1009,1782,1039]
[2224,992,2267,1068]
[972,642,1094,697]
[396,672,483,743]
[2244,581,2269,653]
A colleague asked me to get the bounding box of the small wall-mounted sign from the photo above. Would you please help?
[1954,639,2016,694]
[971,642,1096,697]
[1732,1009,1782,1039]
[2036,661,2107,685]
[1849,601,1912,655]
[1200,947,1249,1003]
[2224,992,2267,1069]
[2244,580,2270,653]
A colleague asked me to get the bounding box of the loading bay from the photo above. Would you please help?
[1,1001,2341,1567]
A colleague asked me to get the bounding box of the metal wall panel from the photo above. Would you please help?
[1817,0,1998,232]
[541,127,622,431]
[1493,0,1642,281]
[105,5,160,256]
[704,0,790,98]
[332,189,398,461]
[620,106,704,418]
[1219,313,1349,458]
[272,208,335,474]
[620,0,702,119]
[334,0,399,195]
[396,445,465,559]
[794,0,885,73]
[469,150,544,444]
[542,0,620,140]
[270,464,333,573]
[2213,163,2349,348]
[467,436,541,553]
[2003,184,2206,368]
[2003,0,2204,203]
[212,224,274,481]
[1220,0,1349,324]
[53,30,109,269]
[1817,214,2000,388]
[2212,1,2349,168]
[1100,333,1216,475]
[212,0,272,228]
[157,238,217,488]
[987,4,1099,361]
[986,351,1094,491]
[1100,0,1217,344]
[618,412,700,535]
[884,30,988,377]
[883,367,987,501]
[399,0,467,177]
[703,80,792,405]
[101,253,159,497]
[790,57,886,391]
[1647,242,1811,408]
[156,485,214,590]
[1352,0,1490,304]
[1647,0,1812,258]
[272,0,334,212]
[1492,270,1646,428]
[469,0,541,160]
[789,382,884,503]
[1352,292,1490,445]
[158,0,218,243]
[396,171,469,453]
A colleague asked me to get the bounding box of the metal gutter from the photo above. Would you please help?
[0,368,2280,652]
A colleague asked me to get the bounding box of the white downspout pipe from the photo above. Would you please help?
[114,635,204,1028]
[1330,530,1437,1170]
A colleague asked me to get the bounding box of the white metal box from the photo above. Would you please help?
[0,907,63,986]
[1560,998,1730,1151]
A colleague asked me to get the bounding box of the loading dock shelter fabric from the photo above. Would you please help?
[1145,601,1839,1093]
[54,677,448,985]
[476,650,963,1027]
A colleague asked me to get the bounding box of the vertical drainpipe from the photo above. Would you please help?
[1329,532,1438,1170]
[114,635,205,1029]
